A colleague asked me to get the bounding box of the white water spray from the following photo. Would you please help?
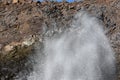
[27,11,116,80]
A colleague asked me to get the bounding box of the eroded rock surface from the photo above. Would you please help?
[0,0,120,80]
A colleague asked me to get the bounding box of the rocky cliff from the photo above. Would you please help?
[0,0,120,80]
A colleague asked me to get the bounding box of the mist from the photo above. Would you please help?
[27,11,116,80]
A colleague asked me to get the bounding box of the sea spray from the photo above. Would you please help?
[27,11,116,80]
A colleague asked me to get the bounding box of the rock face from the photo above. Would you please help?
[0,0,120,80]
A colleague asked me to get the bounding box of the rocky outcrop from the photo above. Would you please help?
[0,0,119,79]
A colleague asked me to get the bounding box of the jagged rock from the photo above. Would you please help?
[0,0,119,80]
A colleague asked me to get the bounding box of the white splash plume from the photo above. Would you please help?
[27,11,116,80]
